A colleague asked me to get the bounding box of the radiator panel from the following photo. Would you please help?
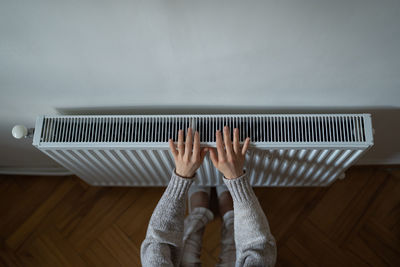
[33,114,373,186]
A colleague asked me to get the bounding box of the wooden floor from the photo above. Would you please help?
[0,166,399,266]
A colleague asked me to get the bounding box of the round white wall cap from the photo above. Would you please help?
[12,125,28,139]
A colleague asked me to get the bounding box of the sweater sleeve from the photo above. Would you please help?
[224,172,277,267]
[140,169,193,267]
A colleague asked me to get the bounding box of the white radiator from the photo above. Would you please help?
[32,114,373,186]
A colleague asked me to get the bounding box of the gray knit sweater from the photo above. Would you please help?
[140,170,277,266]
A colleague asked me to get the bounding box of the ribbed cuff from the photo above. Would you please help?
[223,171,255,203]
[165,169,195,199]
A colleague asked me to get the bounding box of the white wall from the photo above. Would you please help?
[1,0,399,172]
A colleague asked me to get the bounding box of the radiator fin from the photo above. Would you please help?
[39,115,368,144]
[40,148,364,186]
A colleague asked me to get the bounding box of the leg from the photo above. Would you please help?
[190,191,210,211]
[181,185,213,267]
[218,191,233,217]
[216,185,236,267]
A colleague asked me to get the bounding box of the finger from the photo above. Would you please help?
[178,129,184,155]
[193,131,200,157]
[209,148,219,167]
[168,139,178,158]
[241,137,250,155]
[216,130,226,160]
[223,126,233,156]
[184,128,193,160]
[233,128,240,154]
[200,147,208,162]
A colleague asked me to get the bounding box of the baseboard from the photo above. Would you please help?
[357,157,400,165]
[0,167,72,176]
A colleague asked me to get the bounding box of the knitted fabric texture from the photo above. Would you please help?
[141,170,277,266]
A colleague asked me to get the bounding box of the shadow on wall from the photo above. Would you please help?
[55,106,400,165]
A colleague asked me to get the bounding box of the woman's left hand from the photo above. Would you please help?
[169,128,208,178]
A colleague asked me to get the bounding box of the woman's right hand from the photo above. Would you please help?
[209,126,250,179]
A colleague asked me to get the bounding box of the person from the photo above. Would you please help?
[141,126,277,266]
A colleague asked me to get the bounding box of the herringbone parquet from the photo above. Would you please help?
[0,166,399,266]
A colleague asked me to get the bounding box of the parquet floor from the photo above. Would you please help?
[0,166,399,266]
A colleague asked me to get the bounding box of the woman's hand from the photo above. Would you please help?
[169,128,209,178]
[209,126,250,179]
